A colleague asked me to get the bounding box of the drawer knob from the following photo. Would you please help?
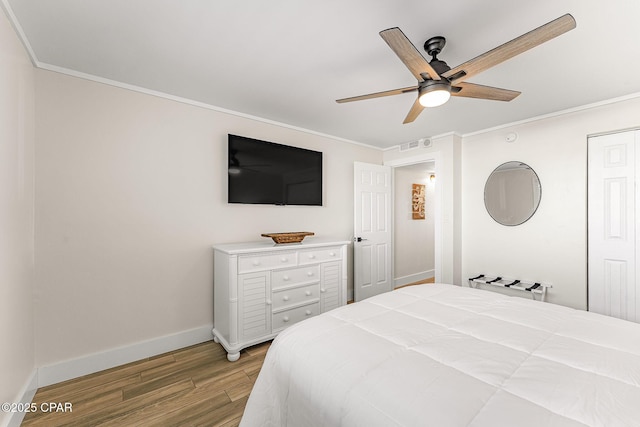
[320,288,326,293]
[305,310,312,316]
[266,299,272,305]
[283,316,290,322]
[283,275,290,281]
[280,257,288,263]
[252,261,260,266]
[329,252,336,256]
[283,295,290,301]
[308,254,316,259]
[305,290,312,296]
[307,271,314,277]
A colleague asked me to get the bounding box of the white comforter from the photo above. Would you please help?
[240,284,640,427]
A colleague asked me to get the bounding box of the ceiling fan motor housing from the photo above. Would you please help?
[428,59,451,76]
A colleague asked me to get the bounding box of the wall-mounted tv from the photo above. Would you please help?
[228,134,323,206]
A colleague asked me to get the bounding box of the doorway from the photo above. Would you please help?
[386,152,443,285]
[394,162,436,287]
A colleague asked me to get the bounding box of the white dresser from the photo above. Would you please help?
[213,239,349,361]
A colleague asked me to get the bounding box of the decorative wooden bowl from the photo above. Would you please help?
[261,232,314,244]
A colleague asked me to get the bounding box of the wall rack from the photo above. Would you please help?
[468,274,552,302]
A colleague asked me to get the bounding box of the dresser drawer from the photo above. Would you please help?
[272,283,319,311]
[272,302,319,332]
[238,251,297,273]
[271,265,320,290]
[298,246,342,265]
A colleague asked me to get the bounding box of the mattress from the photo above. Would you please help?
[240,283,640,427]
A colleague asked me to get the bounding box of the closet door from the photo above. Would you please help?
[588,130,640,323]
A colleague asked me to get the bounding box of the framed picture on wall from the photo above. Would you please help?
[412,183,425,220]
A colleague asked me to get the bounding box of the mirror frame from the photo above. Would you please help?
[484,161,542,226]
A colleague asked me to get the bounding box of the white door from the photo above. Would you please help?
[588,130,640,322]
[353,162,392,301]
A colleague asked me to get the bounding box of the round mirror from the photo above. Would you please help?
[484,161,541,226]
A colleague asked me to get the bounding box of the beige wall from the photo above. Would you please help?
[462,96,640,309]
[34,70,382,369]
[0,7,36,426]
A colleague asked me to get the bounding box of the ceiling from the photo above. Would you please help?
[4,0,640,149]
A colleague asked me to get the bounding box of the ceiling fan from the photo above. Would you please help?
[336,14,576,124]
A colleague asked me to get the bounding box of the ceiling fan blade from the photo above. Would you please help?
[403,97,425,124]
[379,27,441,81]
[443,14,576,84]
[336,85,418,103]
[452,82,521,101]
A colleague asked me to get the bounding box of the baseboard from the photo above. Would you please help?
[37,324,214,388]
[5,370,38,427]
[394,270,435,288]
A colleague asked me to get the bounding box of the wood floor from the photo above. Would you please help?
[21,340,271,427]
[397,276,435,288]
[21,278,434,426]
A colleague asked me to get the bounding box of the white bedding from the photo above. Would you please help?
[240,284,640,427]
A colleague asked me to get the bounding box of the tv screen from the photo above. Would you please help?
[228,134,323,206]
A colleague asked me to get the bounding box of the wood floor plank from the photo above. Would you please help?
[218,416,242,427]
[191,351,264,388]
[139,347,226,383]
[143,395,231,427]
[225,379,255,402]
[240,356,265,379]
[242,341,270,357]
[99,389,231,427]
[194,370,252,393]
[172,340,227,360]
[186,396,249,427]
[62,379,195,427]
[29,374,139,407]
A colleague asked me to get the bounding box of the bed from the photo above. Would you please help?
[239,283,640,427]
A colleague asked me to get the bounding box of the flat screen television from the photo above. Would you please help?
[228,134,323,206]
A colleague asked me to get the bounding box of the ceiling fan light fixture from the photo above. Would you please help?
[418,81,451,107]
